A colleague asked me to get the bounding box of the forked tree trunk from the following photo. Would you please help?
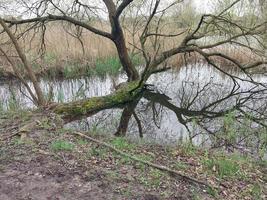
[102,0,140,136]
[113,27,140,136]
[103,0,139,82]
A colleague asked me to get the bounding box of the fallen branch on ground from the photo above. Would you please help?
[72,131,214,190]
[0,131,20,141]
[0,121,37,141]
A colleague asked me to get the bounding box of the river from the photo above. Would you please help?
[0,63,266,155]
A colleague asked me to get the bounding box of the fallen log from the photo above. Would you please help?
[53,81,144,122]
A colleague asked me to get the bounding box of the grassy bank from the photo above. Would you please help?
[39,53,144,79]
[0,53,144,80]
[0,111,266,199]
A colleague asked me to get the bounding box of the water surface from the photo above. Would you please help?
[0,64,266,153]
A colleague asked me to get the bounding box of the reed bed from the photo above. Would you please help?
[0,22,264,79]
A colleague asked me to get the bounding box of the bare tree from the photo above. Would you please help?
[0,0,266,136]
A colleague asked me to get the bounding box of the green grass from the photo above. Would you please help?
[0,100,4,113]
[28,53,143,79]
[148,169,164,187]
[116,156,132,165]
[93,56,122,76]
[44,52,58,64]
[139,176,150,187]
[138,169,165,188]
[77,139,88,146]
[87,147,108,158]
[174,162,188,170]
[206,186,218,198]
[57,88,65,103]
[110,137,136,150]
[202,155,241,179]
[178,141,198,156]
[251,184,263,200]
[8,92,20,112]
[131,54,143,66]
[44,55,123,78]
[63,64,81,78]
[0,68,4,77]
[51,140,75,151]
[87,54,143,77]
[136,153,155,162]
[13,138,25,146]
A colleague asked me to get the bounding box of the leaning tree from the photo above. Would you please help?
[0,0,266,138]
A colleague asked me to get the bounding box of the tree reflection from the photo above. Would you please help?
[132,72,267,156]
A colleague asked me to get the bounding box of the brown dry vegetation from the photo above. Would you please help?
[0,22,265,79]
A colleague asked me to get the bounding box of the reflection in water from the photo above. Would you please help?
[0,64,266,154]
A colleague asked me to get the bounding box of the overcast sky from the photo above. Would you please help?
[193,0,213,13]
[0,0,236,18]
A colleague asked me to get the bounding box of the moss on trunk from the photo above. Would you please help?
[53,81,143,122]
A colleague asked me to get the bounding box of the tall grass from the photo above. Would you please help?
[0,22,264,79]
[40,53,143,79]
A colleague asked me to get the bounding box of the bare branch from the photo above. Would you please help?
[4,14,113,40]
[116,0,134,18]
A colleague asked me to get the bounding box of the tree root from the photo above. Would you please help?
[72,131,214,190]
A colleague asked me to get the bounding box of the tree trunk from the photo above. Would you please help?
[53,81,143,123]
[114,34,139,81]
[0,18,46,106]
[114,100,139,137]
[103,0,139,82]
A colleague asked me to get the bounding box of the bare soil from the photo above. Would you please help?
[0,112,207,200]
[0,112,266,200]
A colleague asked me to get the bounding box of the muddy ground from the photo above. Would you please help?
[0,135,206,200]
[0,112,266,200]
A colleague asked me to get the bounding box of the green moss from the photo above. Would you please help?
[54,81,143,118]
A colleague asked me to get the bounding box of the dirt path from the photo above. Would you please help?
[0,153,119,200]
[0,125,205,200]
[0,144,203,200]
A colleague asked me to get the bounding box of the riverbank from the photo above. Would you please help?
[0,54,143,80]
[1,45,265,81]
[0,111,266,199]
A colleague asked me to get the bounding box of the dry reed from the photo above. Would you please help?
[0,22,264,78]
